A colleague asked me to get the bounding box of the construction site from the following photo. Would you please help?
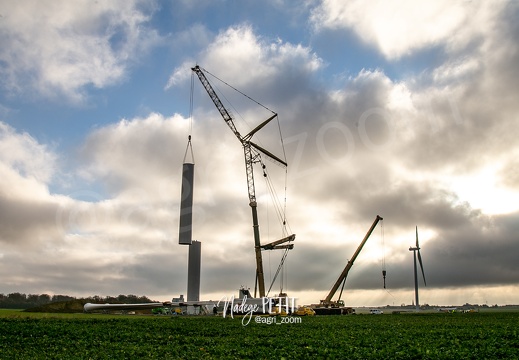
[84,65,427,317]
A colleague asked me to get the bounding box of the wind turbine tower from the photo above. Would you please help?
[409,226,426,311]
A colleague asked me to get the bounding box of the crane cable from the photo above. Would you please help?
[381,220,387,289]
[202,66,293,294]
[259,115,290,236]
[183,72,195,163]
[189,71,194,136]
[276,114,289,234]
[266,246,290,296]
[201,67,276,115]
[262,163,291,235]
[338,219,387,303]
[201,67,289,231]
[262,163,293,296]
[337,272,347,304]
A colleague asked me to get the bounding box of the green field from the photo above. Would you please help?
[1,310,518,359]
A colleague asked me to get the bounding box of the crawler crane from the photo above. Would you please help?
[191,65,295,298]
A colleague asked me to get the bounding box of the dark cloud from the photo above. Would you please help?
[2,4,519,307]
[329,211,519,292]
[0,195,62,246]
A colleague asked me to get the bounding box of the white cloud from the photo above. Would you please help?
[310,0,505,59]
[167,24,323,90]
[0,122,57,193]
[0,118,185,295]
[0,122,66,249]
[431,57,482,85]
[0,0,160,103]
[79,112,193,196]
[2,3,519,306]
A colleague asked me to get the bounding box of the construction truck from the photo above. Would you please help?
[294,306,316,316]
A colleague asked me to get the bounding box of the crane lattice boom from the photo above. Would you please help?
[191,65,294,298]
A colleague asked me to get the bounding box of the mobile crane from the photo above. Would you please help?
[312,215,383,314]
[191,65,295,298]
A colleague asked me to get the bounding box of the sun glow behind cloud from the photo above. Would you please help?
[447,166,519,215]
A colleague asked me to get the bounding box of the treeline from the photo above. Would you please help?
[0,293,156,309]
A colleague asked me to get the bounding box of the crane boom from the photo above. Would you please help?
[191,66,241,139]
[322,215,383,306]
[191,65,294,298]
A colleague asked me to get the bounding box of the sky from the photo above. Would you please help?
[1,0,519,307]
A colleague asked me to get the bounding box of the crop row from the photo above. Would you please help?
[1,312,518,359]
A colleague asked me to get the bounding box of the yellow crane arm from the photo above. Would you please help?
[322,215,383,305]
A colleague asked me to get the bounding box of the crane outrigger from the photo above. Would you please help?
[191,65,295,298]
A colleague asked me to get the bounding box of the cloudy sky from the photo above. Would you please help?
[1,0,519,307]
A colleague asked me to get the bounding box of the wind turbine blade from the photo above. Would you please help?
[417,249,426,286]
[416,226,419,248]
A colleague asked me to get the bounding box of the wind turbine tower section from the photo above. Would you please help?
[187,240,201,301]
[179,162,194,245]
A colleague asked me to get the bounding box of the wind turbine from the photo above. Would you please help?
[409,226,426,311]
